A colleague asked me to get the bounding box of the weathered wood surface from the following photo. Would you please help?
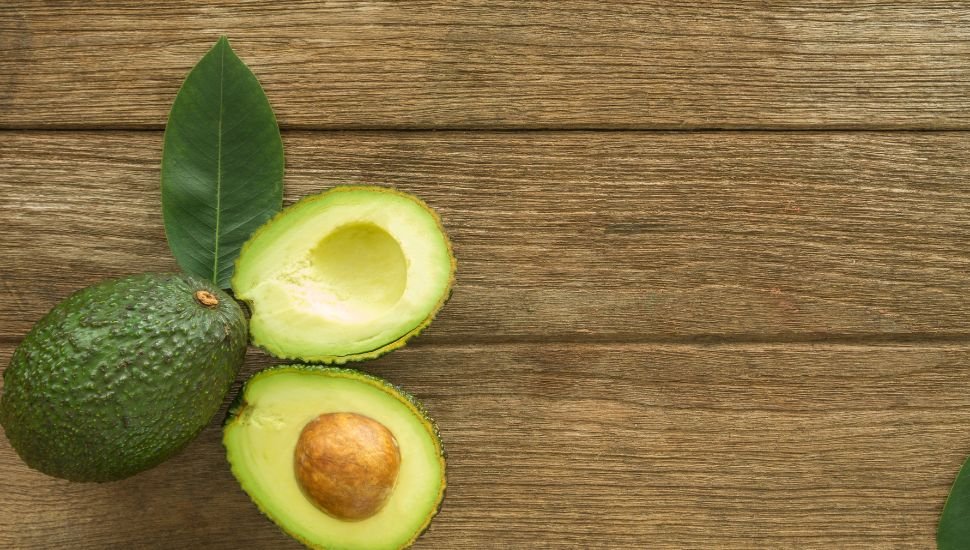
[2,131,969,343]
[3,3,970,549]
[2,2,970,129]
[1,342,968,549]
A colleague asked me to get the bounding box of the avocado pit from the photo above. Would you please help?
[294,412,401,521]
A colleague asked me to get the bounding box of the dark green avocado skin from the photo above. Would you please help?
[0,273,247,482]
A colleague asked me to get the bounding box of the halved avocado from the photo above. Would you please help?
[223,366,446,550]
[232,186,455,363]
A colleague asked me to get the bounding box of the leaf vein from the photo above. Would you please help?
[212,39,225,284]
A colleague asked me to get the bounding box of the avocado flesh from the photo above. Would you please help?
[223,366,446,550]
[232,186,455,363]
[0,273,248,482]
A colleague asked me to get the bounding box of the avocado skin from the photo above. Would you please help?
[0,273,247,482]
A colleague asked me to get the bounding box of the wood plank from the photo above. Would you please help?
[2,131,969,342]
[1,342,967,548]
[2,2,970,129]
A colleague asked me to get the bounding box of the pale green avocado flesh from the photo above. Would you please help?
[232,186,455,363]
[224,366,446,550]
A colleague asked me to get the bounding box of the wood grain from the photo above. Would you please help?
[1,342,968,548]
[2,131,969,342]
[2,2,970,129]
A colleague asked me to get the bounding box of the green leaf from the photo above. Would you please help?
[939,454,970,548]
[162,36,284,289]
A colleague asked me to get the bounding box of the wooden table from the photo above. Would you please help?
[2,3,969,548]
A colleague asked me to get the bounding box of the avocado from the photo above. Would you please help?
[223,366,446,550]
[232,186,456,363]
[0,273,247,482]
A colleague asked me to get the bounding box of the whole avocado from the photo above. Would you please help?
[0,272,247,482]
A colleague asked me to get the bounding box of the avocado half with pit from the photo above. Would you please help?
[223,366,446,550]
[232,186,455,363]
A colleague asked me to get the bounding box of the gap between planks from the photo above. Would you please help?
[3,126,970,133]
[3,335,970,348]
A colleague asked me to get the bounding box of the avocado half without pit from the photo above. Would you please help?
[223,366,446,550]
[232,186,456,363]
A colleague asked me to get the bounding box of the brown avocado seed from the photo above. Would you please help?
[294,412,401,521]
